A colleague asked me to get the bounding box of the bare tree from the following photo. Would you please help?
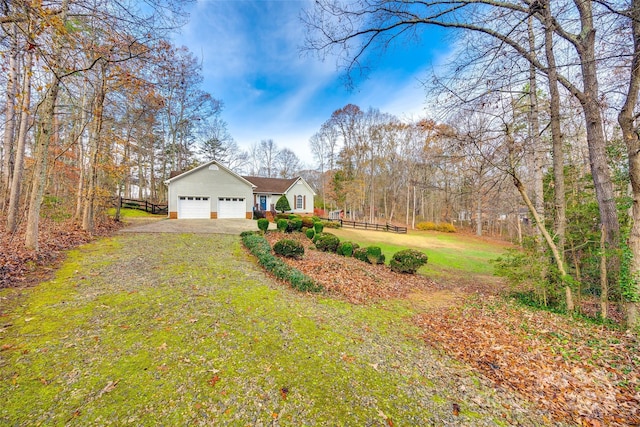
[257,139,279,177]
[276,148,301,178]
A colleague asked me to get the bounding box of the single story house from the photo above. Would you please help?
[164,160,255,219]
[164,160,315,219]
[243,175,315,215]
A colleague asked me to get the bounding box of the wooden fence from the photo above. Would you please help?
[120,197,168,215]
[325,218,407,234]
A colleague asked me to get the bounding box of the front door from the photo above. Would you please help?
[259,195,267,210]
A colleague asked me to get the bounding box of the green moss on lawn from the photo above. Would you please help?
[0,234,553,426]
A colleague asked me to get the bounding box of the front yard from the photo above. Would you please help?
[260,228,639,426]
[1,233,552,426]
[1,226,638,425]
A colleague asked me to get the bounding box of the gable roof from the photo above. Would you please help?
[164,160,256,188]
[242,176,298,194]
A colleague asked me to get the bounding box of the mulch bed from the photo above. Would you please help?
[264,232,444,304]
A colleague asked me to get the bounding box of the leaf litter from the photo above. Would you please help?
[264,231,640,426]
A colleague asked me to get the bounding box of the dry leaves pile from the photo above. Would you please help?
[264,232,441,303]
[416,302,640,426]
[0,216,122,288]
[264,231,640,426]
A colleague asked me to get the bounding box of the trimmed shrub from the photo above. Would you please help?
[315,233,340,253]
[312,231,331,243]
[313,221,324,234]
[322,220,341,229]
[240,230,256,238]
[301,216,315,228]
[241,233,322,292]
[416,221,456,233]
[305,228,315,239]
[273,239,305,259]
[353,247,368,262]
[288,214,299,220]
[277,219,289,232]
[337,241,354,257]
[366,246,385,265]
[390,249,428,274]
[436,223,457,233]
[257,218,270,232]
[275,213,289,221]
[275,195,291,213]
[290,218,303,232]
[416,221,436,231]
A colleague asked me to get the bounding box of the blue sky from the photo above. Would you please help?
[172,0,451,165]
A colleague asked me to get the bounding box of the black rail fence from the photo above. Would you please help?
[119,197,168,215]
[324,218,407,234]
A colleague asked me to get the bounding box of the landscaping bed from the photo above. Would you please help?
[263,231,442,304]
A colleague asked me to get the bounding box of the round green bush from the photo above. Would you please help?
[301,216,315,228]
[277,219,289,232]
[353,247,368,262]
[305,228,315,239]
[366,246,385,265]
[315,234,340,252]
[257,218,269,232]
[337,241,354,257]
[273,239,305,259]
[390,249,428,274]
[313,221,324,234]
[291,218,303,232]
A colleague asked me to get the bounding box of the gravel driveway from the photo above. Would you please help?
[119,218,267,234]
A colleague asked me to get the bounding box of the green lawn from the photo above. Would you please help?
[106,207,162,218]
[330,227,509,281]
[0,233,547,426]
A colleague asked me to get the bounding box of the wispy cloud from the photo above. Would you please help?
[172,0,452,164]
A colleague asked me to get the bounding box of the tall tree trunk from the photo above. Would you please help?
[6,50,33,233]
[618,0,640,328]
[82,62,107,233]
[544,1,571,310]
[476,193,482,236]
[574,0,620,250]
[1,24,19,211]
[73,82,89,222]
[528,17,545,223]
[24,0,69,250]
[25,79,61,249]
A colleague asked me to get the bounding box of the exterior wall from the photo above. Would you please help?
[167,164,253,218]
[285,180,315,214]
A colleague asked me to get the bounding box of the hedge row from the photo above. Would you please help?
[416,221,456,233]
[240,232,322,293]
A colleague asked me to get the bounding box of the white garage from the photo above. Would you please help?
[165,161,255,220]
[218,197,246,219]
[177,196,210,219]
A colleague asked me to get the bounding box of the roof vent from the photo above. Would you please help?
[209,165,219,170]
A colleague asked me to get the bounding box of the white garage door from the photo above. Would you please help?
[218,197,246,219]
[177,196,210,219]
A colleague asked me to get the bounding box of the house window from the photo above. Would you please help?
[296,195,303,209]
